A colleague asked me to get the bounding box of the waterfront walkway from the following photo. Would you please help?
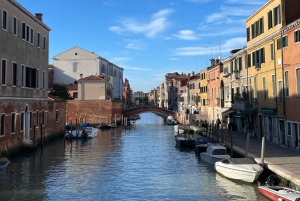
[184,124,300,189]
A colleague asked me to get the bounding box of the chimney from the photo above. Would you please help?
[192,71,195,76]
[35,13,43,21]
[188,73,190,82]
[80,74,83,79]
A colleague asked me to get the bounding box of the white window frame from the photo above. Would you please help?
[42,71,45,90]
[12,62,17,87]
[270,42,274,60]
[36,69,40,89]
[22,22,26,40]
[37,32,40,48]
[2,9,7,31]
[43,36,46,51]
[12,16,17,36]
[11,113,15,134]
[30,27,34,44]
[272,74,276,98]
[21,64,25,87]
[1,58,7,86]
[278,79,283,102]
[263,76,267,100]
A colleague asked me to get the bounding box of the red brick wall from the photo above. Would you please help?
[0,99,66,155]
[66,100,122,125]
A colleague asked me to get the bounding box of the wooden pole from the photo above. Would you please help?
[230,126,233,157]
[33,125,36,147]
[261,137,265,165]
[245,132,251,158]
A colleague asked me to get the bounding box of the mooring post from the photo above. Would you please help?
[245,132,251,158]
[261,137,265,165]
[33,125,36,147]
[230,126,233,157]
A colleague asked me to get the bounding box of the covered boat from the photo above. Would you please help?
[200,144,230,164]
[195,136,212,154]
[215,158,264,183]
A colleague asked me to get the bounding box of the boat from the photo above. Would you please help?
[174,125,184,135]
[214,158,264,183]
[258,186,300,201]
[0,157,10,172]
[165,116,178,125]
[195,136,212,154]
[175,135,196,147]
[109,124,117,128]
[66,123,98,139]
[200,144,230,164]
[97,123,112,129]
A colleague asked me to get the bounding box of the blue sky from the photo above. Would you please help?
[17,0,266,92]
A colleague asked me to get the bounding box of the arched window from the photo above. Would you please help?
[73,62,79,72]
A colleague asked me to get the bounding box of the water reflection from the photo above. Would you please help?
[0,112,261,201]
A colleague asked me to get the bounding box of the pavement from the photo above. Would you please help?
[179,124,300,189]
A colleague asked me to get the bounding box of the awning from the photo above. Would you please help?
[234,108,257,118]
[217,107,230,114]
[260,108,276,115]
[223,109,235,115]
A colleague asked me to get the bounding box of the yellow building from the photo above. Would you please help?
[245,0,284,142]
[199,69,208,114]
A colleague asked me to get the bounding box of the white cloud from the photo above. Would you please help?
[109,57,132,64]
[225,0,266,5]
[173,30,198,40]
[186,0,212,3]
[124,40,147,50]
[173,37,246,56]
[169,58,178,61]
[109,9,174,38]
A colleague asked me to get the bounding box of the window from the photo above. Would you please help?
[37,32,40,47]
[273,5,281,26]
[263,76,267,100]
[20,112,24,131]
[43,71,45,90]
[278,80,283,102]
[102,64,106,74]
[36,111,39,127]
[11,113,15,133]
[22,22,26,40]
[30,28,34,44]
[270,43,274,60]
[22,65,25,87]
[277,35,288,49]
[246,27,250,42]
[12,16,17,35]
[285,71,289,97]
[36,69,40,89]
[268,10,273,29]
[73,62,79,72]
[0,114,4,136]
[238,57,242,70]
[224,67,228,74]
[247,54,251,68]
[297,69,300,96]
[250,17,264,39]
[43,36,46,51]
[13,62,17,86]
[2,10,7,31]
[56,110,59,122]
[295,29,300,43]
[114,69,116,77]
[73,92,78,99]
[254,77,257,98]
[252,47,265,66]
[1,59,6,85]
[26,25,29,42]
[272,75,276,98]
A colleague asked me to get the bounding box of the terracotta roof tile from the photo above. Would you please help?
[79,75,106,81]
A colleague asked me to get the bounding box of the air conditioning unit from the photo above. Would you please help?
[255,63,261,70]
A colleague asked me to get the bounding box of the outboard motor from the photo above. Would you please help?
[265,174,277,186]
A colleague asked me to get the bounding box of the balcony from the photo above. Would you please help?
[223,72,231,78]
[255,63,261,70]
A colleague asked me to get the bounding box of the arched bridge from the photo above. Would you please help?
[122,105,177,119]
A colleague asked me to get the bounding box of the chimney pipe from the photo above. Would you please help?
[80,74,83,79]
[35,13,43,21]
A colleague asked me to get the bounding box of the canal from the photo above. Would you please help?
[0,112,261,201]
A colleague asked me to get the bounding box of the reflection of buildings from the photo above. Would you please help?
[123,78,132,109]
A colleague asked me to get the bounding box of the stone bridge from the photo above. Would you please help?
[122,105,177,119]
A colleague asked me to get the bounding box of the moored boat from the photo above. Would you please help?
[215,158,264,183]
[0,157,10,173]
[97,123,112,129]
[258,186,300,201]
[195,136,212,154]
[200,144,230,164]
[175,135,196,147]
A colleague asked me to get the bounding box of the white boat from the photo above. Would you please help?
[200,144,230,165]
[174,125,184,134]
[215,158,264,183]
[165,116,178,125]
[66,127,98,139]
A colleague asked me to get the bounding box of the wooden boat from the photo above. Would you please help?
[195,136,212,154]
[0,157,10,172]
[200,144,230,164]
[215,158,264,183]
[258,186,300,201]
[175,135,196,147]
[66,123,98,139]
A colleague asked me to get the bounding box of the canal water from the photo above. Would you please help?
[0,112,261,201]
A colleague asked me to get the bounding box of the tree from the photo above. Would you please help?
[49,83,73,100]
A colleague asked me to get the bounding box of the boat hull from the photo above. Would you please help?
[258,186,300,201]
[200,153,230,165]
[175,136,195,147]
[0,157,10,172]
[215,162,264,183]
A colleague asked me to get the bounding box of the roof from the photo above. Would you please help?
[78,75,106,81]
[66,83,78,90]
